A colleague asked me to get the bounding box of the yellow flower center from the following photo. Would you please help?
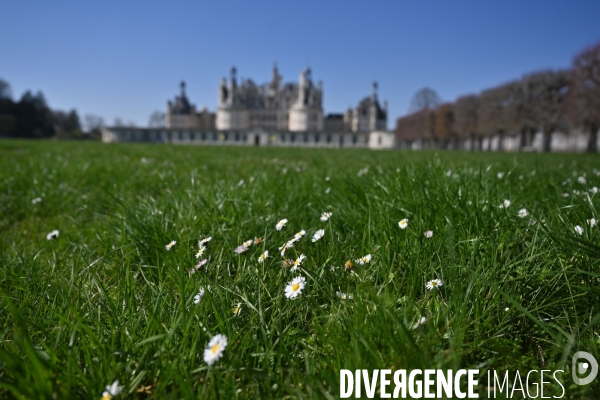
[102,394,113,400]
[211,343,220,354]
[431,281,438,286]
[234,306,240,314]
[294,259,300,266]
[292,283,300,292]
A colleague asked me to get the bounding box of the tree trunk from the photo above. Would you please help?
[587,126,599,153]
[541,131,552,152]
[497,131,504,152]
[519,129,526,151]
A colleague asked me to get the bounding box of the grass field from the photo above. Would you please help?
[1,140,600,399]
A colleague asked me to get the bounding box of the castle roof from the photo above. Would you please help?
[357,97,387,120]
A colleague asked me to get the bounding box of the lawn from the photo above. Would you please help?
[1,140,599,398]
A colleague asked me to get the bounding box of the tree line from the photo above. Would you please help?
[0,79,105,139]
[396,41,600,152]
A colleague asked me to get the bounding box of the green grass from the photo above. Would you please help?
[1,140,599,399]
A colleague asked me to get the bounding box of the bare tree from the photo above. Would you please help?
[454,95,479,150]
[409,87,441,113]
[525,70,570,152]
[114,118,124,127]
[148,110,165,128]
[84,114,105,137]
[479,84,512,150]
[566,42,600,152]
[434,103,455,149]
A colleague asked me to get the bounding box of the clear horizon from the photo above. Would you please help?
[2,0,599,129]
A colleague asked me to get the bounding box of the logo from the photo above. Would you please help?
[572,351,598,385]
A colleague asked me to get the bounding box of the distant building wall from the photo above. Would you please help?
[101,127,381,149]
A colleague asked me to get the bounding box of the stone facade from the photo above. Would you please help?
[166,81,215,130]
[346,82,388,132]
[216,65,323,132]
[101,127,381,148]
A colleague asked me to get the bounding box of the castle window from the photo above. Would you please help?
[235,133,240,141]
[178,132,183,140]
[315,134,319,143]
[304,133,308,143]
[190,132,195,141]
[201,133,206,141]
[326,135,331,144]
[353,135,357,144]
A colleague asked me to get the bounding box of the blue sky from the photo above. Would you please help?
[2,0,599,129]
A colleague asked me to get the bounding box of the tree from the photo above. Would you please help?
[479,85,512,150]
[527,70,569,152]
[409,87,441,113]
[566,42,600,152]
[454,95,480,150]
[53,109,82,138]
[434,103,455,148]
[0,79,12,100]
[148,111,165,128]
[84,114,105,138]
[15,90,54,138]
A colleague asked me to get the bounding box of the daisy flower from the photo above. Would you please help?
[234,244,249,254]
[258,251,269,263]
[101,380,124,400]
[412,317,426,330]
[253,237,262,244]
[424,230,433,238]
[497,172,504,179]
[590,187,598,194]
[195,246,206,259]
[32,197,42,204]
[575,225,584,235]
[193,287,206,304]
[285,276,306,299]
[275,219,288,231]
[233,303,242,316]
[293,230,306,241]
[578,176,587,184]
[320,212,332,221]
[562,192,570,198]
[278,240,294,257]
[499,199,510,209]
[355,254,372,266]
[282,259,293,268]
[336,291,353,300]
[426,279,443,290]
[203,334,227,366]
[587,218,597,227]
[312,229,325,242]
[518,208,528,218]
[198,237,212,246]
[166,240,176,251]
[291,254,306,272]
[190,258,208,274]
[325,187,331,194]
[344,260,354,270]
[46,229,59,240]
[398,219,408,229]
[243,239,253,247]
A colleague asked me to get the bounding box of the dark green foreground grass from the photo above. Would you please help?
[1,140,599,399]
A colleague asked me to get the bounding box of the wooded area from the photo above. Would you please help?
[396,42,600,152]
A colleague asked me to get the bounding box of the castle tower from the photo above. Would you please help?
[216,66,249,130]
